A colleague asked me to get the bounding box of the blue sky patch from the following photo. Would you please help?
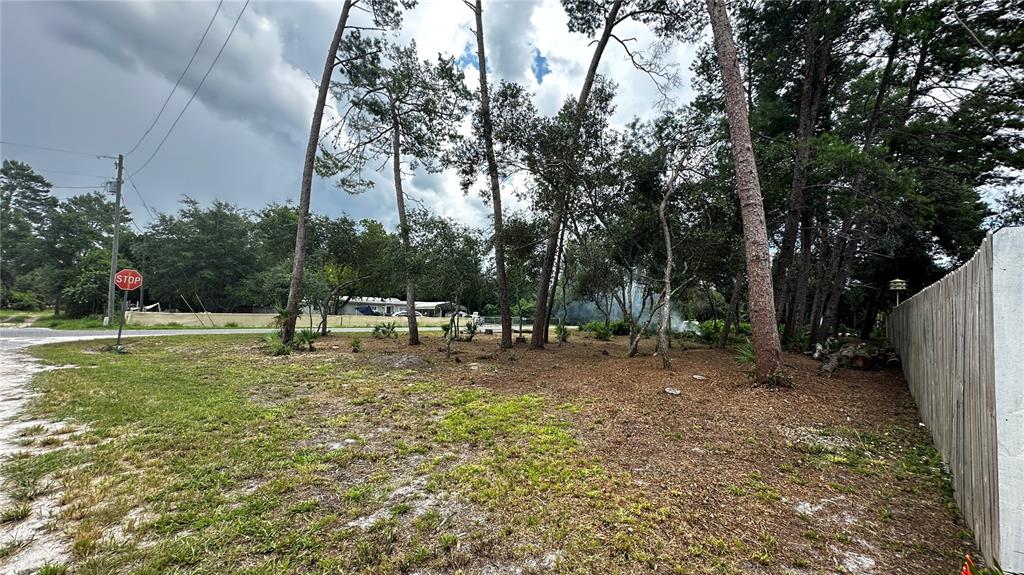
[455,42,479,70]
[531,47,551,84]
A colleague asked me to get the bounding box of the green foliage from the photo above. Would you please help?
[372,321,398,339]
[463,320,478,342]
[37,564,68,575]
[734,340,756,366]
[592,324,612,341]
[262,334,291,356]
[555,322,570,343]
[698,319,751,343]
[608,320,630,336]
[295,328,319,352]
[350,336,363,353]
[61,248,130,318]
[0,285,43,311]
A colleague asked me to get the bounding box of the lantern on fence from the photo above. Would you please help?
[889,278,907,306]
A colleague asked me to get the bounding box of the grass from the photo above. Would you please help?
[8,335,681,574]
[0,502,31,523]
[4,335,971,574]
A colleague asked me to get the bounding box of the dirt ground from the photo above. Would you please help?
[334,330,975,573]
[3,330,977,575]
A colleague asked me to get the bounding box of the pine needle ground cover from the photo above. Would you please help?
[3,334,974,574]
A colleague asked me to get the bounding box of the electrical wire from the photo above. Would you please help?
[33,167,110,179]
[125,172,157,221]
[0,140,115,159]
[130,0,250,178]
[126,0,225,156]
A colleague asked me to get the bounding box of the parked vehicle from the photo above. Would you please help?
[392,310,422,317]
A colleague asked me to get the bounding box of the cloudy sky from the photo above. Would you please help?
[1,0,698,229]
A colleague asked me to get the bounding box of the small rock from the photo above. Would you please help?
[664,387,681,395]
[692,374,707,381]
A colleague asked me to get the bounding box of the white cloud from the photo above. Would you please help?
[1,0,703,230]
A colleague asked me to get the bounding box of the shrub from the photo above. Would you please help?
[263,334,291,356]
[1,287,43,311]
[734,340,755,366]
[372,321,397,339]
[350,337,363,353]
[579,320,604,332]
[555,322,570,343]
[699,319,723,342]
[593,324,612,341]
[608,320,630,336]
[463,320,478,342]
[295,328,318,351]
[700,319,752,343]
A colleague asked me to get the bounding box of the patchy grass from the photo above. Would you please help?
[0,502,31,523]
[5,334,974,574]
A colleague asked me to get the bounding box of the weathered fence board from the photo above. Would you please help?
[888,227,1023,572]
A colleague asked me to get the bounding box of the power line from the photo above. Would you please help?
[0,140,116,159]
[131,0,250,178]
[34,167,110,179]
[125,172,157,221]
[126,0,225,157]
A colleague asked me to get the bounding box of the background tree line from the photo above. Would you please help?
[1,159,492,319]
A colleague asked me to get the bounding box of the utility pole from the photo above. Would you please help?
[104,154,124,325]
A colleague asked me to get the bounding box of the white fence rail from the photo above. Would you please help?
[887,227,1023,572]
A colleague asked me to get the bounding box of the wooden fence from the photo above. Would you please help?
[887,228,1023,571]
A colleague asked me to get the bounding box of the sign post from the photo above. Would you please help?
[113,269,143,350]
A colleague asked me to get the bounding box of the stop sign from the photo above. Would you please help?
[114,269,143,291]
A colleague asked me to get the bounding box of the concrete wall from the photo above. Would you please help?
[888,227,1023,572]
[993,229,1024,571]
[125,311,450,328]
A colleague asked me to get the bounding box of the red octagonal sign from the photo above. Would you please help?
[114,269,143,291]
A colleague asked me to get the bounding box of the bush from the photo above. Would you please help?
[463,320,478,342]
[263,334,291,356]
[372,321,397,339]
[555,322,570,343]
[734,340,755,366]
[350,337,362,353]
[608,320,630,336]
[699,319,751,343]
[593,324,612,341]
[581,319,629,336]
[1,287,43,311]
[295,328,318,351]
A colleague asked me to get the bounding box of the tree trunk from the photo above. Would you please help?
[282,0,353,344]
[809,217,847,347]
[392,113,420,345]
[530,0,623,349]
[706,0,783,381]
[821,217,861,339]
[782,208,814,346]
[544,223,566,344]
[773,0,829,320]
[470,0,512,350]
[657,174,677,369]
[859,286,881,340]
[718,264,744,349]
